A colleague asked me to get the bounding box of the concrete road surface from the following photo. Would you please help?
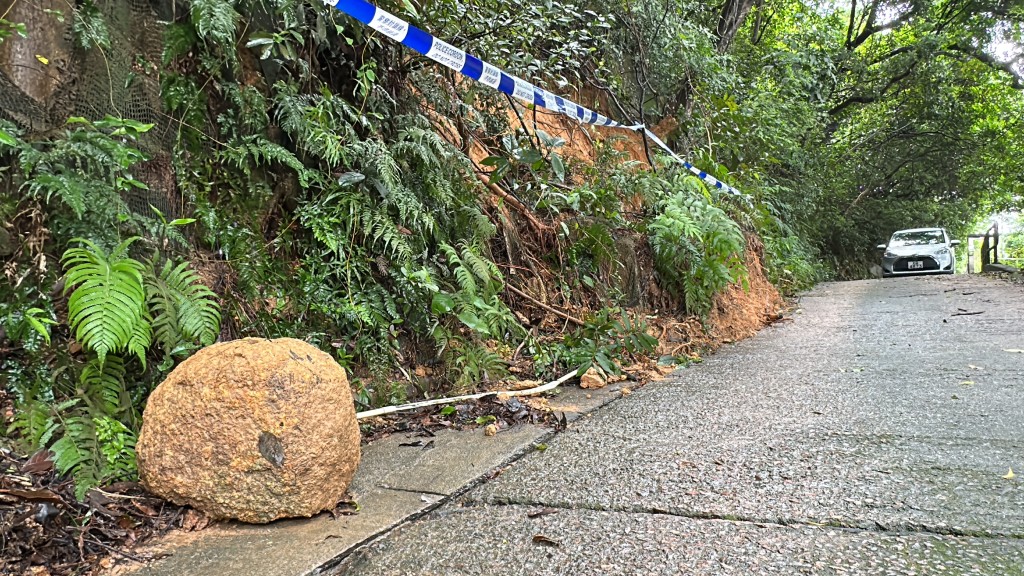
[333,276,1024,575]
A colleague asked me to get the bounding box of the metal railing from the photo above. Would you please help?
[966,223,1000,274]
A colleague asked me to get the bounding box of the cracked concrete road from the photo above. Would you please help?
[333,276,1024,575]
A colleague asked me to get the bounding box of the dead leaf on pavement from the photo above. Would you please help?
[1004,468,1016,480]
[532,534,560,547]
[1004,349,1024,354]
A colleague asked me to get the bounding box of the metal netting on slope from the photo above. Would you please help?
[0,0,182,219]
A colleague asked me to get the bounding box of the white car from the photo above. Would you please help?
[877,228,959,277]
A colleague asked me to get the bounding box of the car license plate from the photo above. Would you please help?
[908,261,924,270]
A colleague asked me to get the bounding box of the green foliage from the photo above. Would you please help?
[50,413,137,500]
[0,17,27,45]
[146,259,222,359]
[483,130,570,213]
[1003,216,1024,262]
[650,176,748,315]
[430,242,523,390]
[540,308,658,376]
[448,338,508,391]
[421,0,614,91]
[438,242,521,339]
[190,0,240,59]
[749,186,825,294]
[62,238,146,367]
[6,117,152,248]
[79,354,129,417]
[18,305,57,344]
[71,0,111,50]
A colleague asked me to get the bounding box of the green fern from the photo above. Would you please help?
[18,126,143,221]
[127,311,154,367]
[6,396,57,450]
[220,135,311,187]
[23,173,91,219]
[437,242,523,341]
[650,182,748,315]
[275,87,363,166]
[50,416,98,499]
[62,238,146,366]
[191,0,239,47]
[448,337,508,392]
[145,259,222,356]
[79,354,128,416]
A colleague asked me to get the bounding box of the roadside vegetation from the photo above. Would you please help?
[1,0,1021,511]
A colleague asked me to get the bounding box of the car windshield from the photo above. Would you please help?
[890,230,945,247]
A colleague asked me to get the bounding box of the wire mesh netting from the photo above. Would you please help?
[0,0,183,218]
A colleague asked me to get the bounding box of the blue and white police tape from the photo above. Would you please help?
[321,0,743,197]
[641,128,738,194]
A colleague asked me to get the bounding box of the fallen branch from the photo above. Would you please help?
[506,283,585,326]
[355,370,578,419]
[950,311,983,316]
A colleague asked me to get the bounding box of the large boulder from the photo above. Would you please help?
[136,338,361,523]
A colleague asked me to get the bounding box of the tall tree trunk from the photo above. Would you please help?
[0,0,71,129]
[716,0,757,53]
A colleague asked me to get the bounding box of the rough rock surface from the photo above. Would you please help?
[578,367,606,389]
[136,338,361,523]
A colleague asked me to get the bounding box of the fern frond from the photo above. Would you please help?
[454,264,478,295]
[62,238,146,366]
[23,173,89,218]
[191,0,239,46]
[356,139,402,193]
[221,135,311,186]
[275,89,360,167]
[80,354,127,416]
[461,243,502,288]
[127,313,153,368]
[145,259,221,353]
[50,415,102,500]
[6,397,53,449]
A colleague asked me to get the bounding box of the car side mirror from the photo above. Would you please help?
[949,240,961,247]
[876,244,887,250]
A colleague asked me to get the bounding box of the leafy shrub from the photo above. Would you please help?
[748,187,825,294]
[649,175,747,315]
[540,308,658,376]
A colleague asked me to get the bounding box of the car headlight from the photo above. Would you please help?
[884,251,896,258]
[936,248,950,256]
